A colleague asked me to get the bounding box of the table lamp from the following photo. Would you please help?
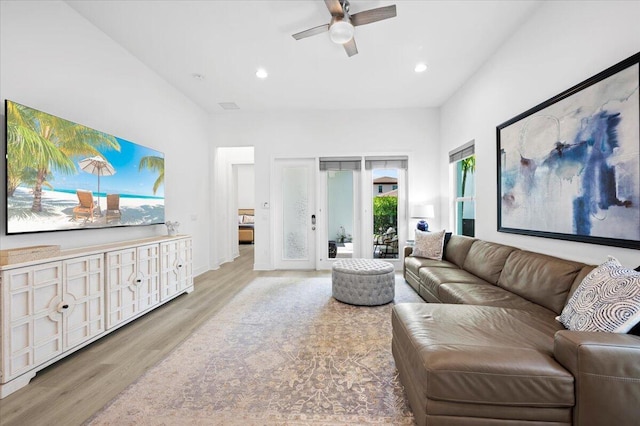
[411,204,435,232]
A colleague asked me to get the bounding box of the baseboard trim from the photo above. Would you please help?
[253,262,273,271]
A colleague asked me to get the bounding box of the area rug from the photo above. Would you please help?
[87,275,421,425]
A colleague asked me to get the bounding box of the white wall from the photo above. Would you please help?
[0,1,212,275]
[237,164,255,209]
[211,109,440,270]
[440,0,640,267]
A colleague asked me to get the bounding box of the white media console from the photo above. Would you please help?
[0,235,193,398]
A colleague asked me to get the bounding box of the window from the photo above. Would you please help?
[450,142,475,237]
[378,185,383,193]
[392,185,398,190]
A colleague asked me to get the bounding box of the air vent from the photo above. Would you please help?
[218,102,240,110]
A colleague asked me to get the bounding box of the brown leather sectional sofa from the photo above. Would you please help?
[394,235,640,425]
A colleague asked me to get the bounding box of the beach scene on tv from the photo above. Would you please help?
[6,100,165,234]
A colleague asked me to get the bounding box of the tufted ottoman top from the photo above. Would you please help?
[332,258,394,275]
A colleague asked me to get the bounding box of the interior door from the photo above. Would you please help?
[274,158,316,269]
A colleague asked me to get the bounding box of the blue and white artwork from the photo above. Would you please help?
[498,56,639,249]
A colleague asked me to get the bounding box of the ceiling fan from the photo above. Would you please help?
[292,0,397,57]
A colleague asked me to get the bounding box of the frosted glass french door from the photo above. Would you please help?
[274,158,316,269]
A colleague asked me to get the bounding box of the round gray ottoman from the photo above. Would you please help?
[332,258,395,306]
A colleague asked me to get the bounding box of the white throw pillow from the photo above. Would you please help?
[557,256,640,333]
[411,229,445,260]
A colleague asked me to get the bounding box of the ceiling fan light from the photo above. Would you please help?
[329,20,354,44]
[256,68,268,79]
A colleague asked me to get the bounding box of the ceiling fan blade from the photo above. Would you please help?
[292,24,330,40]
[351,4,397,26]
[343,38,358,57]
[324,0,344,16]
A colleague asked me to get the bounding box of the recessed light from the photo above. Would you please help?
[191,73,206,80]
[256,68,268,79]
[414,63,428,73]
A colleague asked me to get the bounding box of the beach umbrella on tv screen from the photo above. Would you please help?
[78,156,116,212]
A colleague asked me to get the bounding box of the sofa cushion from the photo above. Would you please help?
[438,283,558,319]
[404,256,456,278]
[557,256,640,333]
[462,240,516,284]
[497,250,585,314]
[392,304,573,407]
[438,282,516,304]
[418,283,440,303]
[418,267,489,301]
[443,235,476,268]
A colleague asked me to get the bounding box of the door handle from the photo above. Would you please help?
[311,214,316,230]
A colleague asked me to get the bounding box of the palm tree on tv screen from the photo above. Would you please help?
[7,101,120,212]
[138,156,165,195]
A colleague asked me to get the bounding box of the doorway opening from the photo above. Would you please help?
[320,157,361,261]
[372,169,399,259]
[327,170,356,259]
[366,155,407,262]
[214,146,254,268]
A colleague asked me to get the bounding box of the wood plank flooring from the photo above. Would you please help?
[0,245,325,426]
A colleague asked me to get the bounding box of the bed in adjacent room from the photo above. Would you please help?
[238,208,254,244]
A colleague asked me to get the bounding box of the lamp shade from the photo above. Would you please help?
[329,20,355,44]
[410,204,435,219]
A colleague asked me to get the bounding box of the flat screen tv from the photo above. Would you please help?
[5,100,165,234]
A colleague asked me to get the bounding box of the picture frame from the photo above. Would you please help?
[496,53,639,249]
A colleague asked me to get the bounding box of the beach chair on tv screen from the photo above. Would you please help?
[106,194,122,223]
[73,190,95,222]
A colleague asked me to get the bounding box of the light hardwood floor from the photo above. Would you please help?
[0,245,324,426]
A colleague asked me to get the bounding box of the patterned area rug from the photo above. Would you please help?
[87,275,421,425]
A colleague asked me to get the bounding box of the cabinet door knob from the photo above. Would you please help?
[62,304,69,309]
[136,279,142,283]
[178,264,183,268]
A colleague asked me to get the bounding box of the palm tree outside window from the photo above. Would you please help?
[450,141,475,237]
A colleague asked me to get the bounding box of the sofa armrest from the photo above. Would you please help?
[403,246,413,257]
[554,330,640,426]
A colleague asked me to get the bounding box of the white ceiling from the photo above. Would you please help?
[66,0,541,114]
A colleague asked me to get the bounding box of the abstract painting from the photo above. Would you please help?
[497,53,639,249]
